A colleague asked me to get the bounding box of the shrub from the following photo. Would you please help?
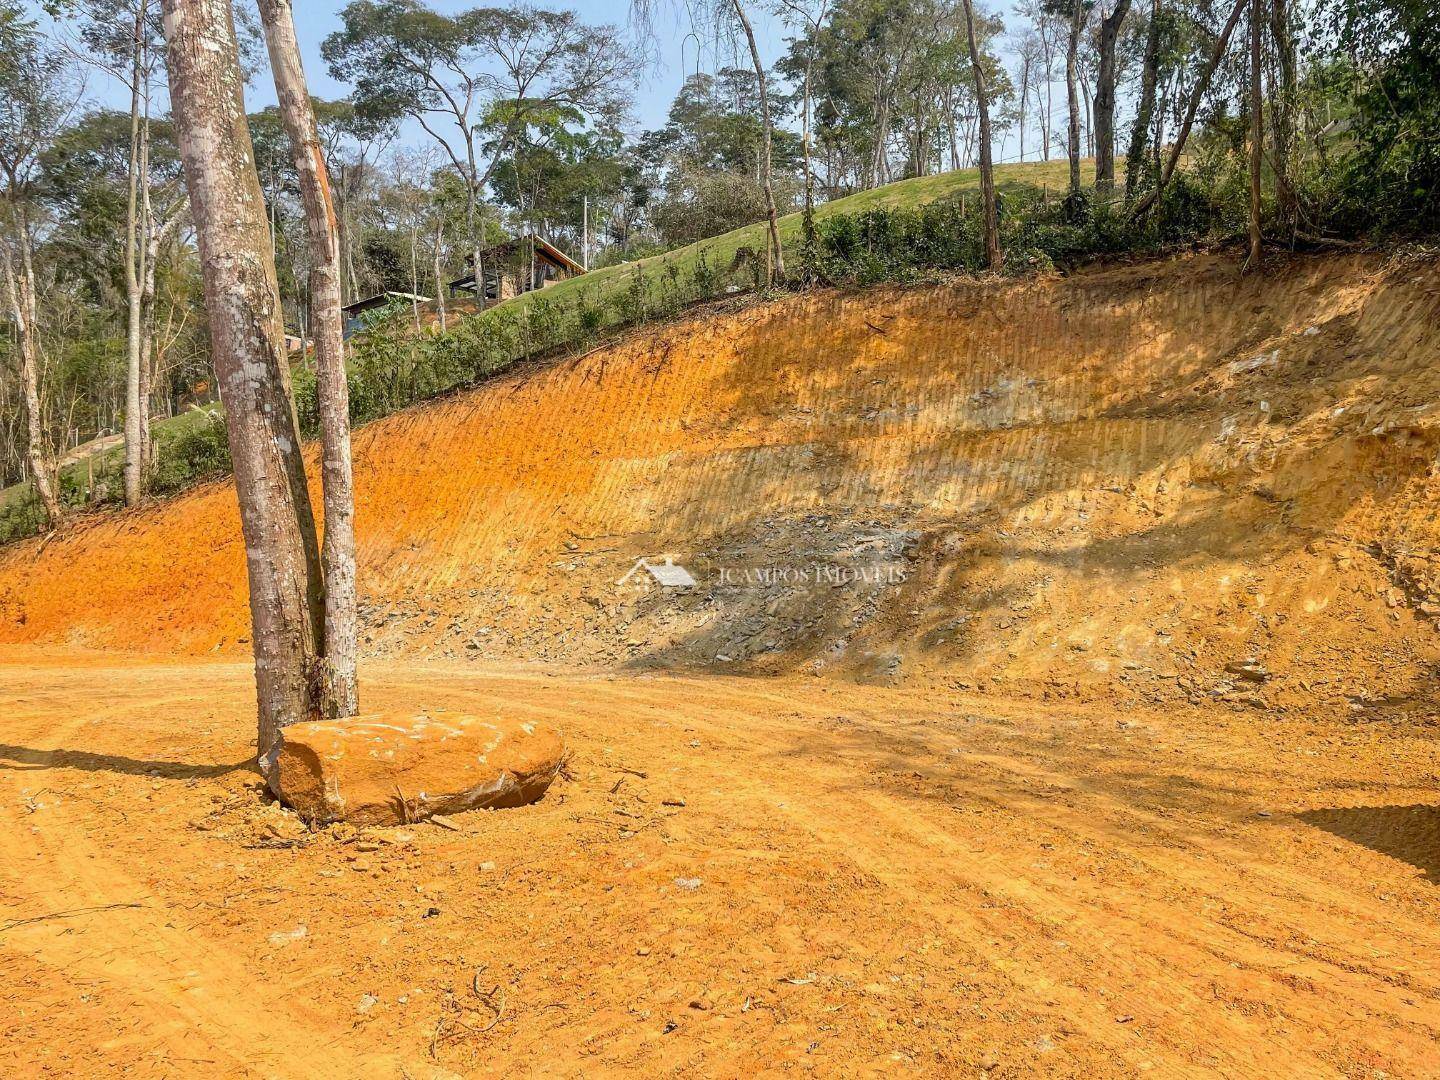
[148,408,231,496]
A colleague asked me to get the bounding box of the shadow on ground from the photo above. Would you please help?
[1299,804,1440,883]
[0,743,251,779]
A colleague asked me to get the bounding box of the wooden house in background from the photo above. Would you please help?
[447,234,586,304]
[340,291,432,338]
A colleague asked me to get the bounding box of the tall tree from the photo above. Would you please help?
[160,0,328,761]
[1247,0,1263,268]
[50,0,180,505]
[257,0,360,717]
[1063,0,1084,200]
[1123,0,1160,197]
[959,0,1000,268]
[0,3,69,526]
[1268,0,1296,230]
[730,0,785,282]
[1092,0,1132,194]
[777,0,832,274]
[1129,0,1247,218]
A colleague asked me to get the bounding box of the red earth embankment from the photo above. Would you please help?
[4,250,1440,715]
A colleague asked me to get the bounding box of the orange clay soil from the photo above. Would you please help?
[2,251,1440,1076]
[2,651,1438,1077]
[5,251,1440,716]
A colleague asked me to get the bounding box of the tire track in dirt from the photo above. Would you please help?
[464,670,1440,1076]
[0,683,410,1079]
[3,656,1438,1074]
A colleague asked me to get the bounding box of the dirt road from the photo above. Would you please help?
[2,648,1436,1077]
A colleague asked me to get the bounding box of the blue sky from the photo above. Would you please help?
[284,0,800,131]
[38,0,802,135]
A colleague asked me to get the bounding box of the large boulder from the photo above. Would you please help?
[266,710,564,826]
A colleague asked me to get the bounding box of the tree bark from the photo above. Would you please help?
[160,0,327,763]
[123,1,147,506]
[257,0,361,719]
[1094,0,1133,195]
[1269,0,1297,228]
[1124,0,1161,198]
[732,0,785,283]
[1247,0,1263,269]
[1130,0,1247,218]
[959,0,1000,269]
[1018,52,1031,163]
[433,220,447,331]
[800,44,817,274]
[1065,0,1083,201]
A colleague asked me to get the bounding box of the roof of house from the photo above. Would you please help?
[340,290,432,315]
[447,233,586,290]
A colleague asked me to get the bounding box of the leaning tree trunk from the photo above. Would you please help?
[1,229,61,526]
[1130,0,1248,218]
[1094,0,1133,195]
[1065,0,1083,202]
[732,0,785,283]
[959,0,1000,269]
[160,0,327,763]
[1125,0,1161,198]
[1247,0,1263,270]
[258,0,361,719]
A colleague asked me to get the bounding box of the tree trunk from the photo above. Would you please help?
[1130,0,1248,218]
[160,0,327,763]
[433,220,447,331]
[801,49,817,275]
[732,0,785,283]
[1018,55,1030,163]
[1247,0,1263,270]
[469,183,485,310]
[257,0,361,719]
[1094,0,1132,194]
[122,2,147,506]
[137,83,158,485]
[959,0,1000,269]
[1065,0,1083,201]
[1,223,61,526]
[1124,0,1161,198]
[1269,0,1297,229]
[139,213,161,482]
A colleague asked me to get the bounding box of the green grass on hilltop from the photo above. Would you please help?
[521,158,1078,314]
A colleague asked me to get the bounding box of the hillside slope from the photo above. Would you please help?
[4,250,1440,715]
[0,158,1078,529]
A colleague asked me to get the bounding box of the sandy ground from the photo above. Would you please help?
[2,648,1437,1078]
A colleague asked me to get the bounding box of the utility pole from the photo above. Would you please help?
[582,194,589,271]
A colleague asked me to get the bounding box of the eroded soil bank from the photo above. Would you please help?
[4,252,1440,720]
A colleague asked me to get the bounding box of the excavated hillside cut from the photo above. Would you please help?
[3,251,1439,716]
